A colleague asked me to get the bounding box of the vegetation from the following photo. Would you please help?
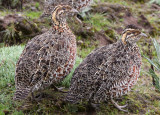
[0,0,160,114]
[62,56,83,87]
[1,24,21,45]
[0,45,24,114]
[0,45,84,114]
[0,0,22,10]
[25,11,42,19]
[145,38,160,92]
[150,0,160,5]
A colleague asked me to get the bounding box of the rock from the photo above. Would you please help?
[0,14,40,45]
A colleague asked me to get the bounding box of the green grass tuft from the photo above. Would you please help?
[85,13,112,31]
[62,56,83,87]
[150,0,160,5]
[25,11,42,19]
[0,45,24,114]
[0,45,24,88]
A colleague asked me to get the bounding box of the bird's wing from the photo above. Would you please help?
[15,31,65,88]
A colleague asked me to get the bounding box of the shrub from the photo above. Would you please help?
[1,23,22,45]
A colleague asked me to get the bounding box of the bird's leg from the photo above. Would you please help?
[111,98,128,112]
[30,92,36,101]
[90,102,100,110]
[30,91,44,101]
[51,85,67,93]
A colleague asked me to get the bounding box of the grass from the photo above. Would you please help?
[62,56,83,87]
[101,0,130,6]
[0,0,160,114]
[0,10,42,19]
[24,11,42,19]
[150,0,160,5]
[84,13,112,31]
[0,40,160,115]
[0,45,24,114]
[0,45,84,114]
[144,38,160,92]
[77,40,97,58]
[0,45,25,88]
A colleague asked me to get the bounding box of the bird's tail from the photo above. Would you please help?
[13,88,31,100]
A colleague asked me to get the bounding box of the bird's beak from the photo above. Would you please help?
[71,8,79,13]
[140,32,148,38]
[70,8,82,24]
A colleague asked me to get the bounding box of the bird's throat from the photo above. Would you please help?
[121,33,127,45]
[53,23,70,33]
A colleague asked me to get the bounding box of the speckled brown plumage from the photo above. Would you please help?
[14,5,78,100]
[42,0,93,17]
[66,25,147,112]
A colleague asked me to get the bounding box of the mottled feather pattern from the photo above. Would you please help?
[14,5,77,100]
[66,40,142,103]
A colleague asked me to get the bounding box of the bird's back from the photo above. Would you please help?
[67,41,142,103]
[15,28,77,100]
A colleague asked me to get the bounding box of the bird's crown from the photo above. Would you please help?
[52,5,78,25]
[121,25,147,44]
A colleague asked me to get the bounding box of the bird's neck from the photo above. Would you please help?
[52,23,70,33]
[118,40,138,52]
[120,40,137,49]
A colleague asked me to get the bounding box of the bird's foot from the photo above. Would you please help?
[90,102,100,110]
[52,85,68,93]
[111,99,128,112]
[30,92,45,101]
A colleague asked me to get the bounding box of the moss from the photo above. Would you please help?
[25,11,42,19]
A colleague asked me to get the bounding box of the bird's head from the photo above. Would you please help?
[121,25,148,45]
[51,5,79,26]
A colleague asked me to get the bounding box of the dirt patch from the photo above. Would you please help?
[90,3,158,36]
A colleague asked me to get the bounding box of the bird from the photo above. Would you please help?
[41,0,93,18]
[66,25,147,112]
[14,5,78,100]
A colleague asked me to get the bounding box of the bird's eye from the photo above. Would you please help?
[132,32,136,34]
[127,32,132,35]
[63,8,66,10]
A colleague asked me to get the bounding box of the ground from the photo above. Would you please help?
[0,0,160,114]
